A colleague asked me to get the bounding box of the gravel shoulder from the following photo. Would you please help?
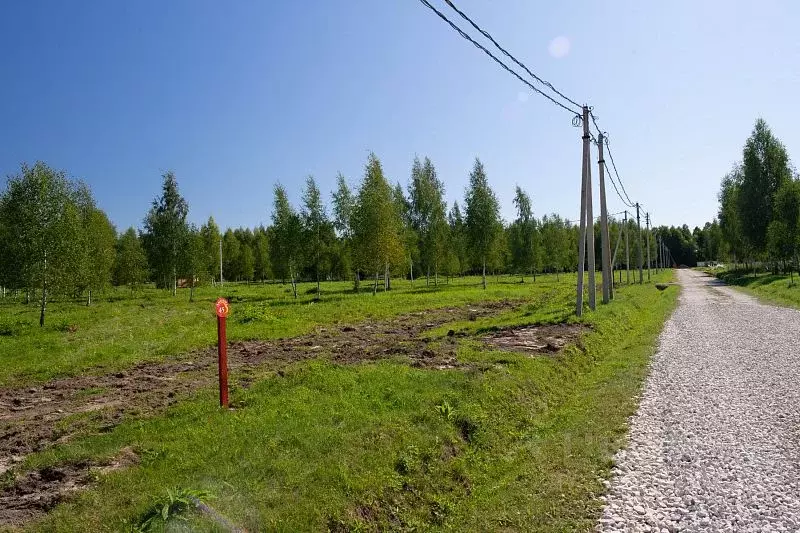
[598,269,800,532]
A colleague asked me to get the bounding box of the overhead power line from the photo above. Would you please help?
[442,0,582,111]
[416,0,580,117]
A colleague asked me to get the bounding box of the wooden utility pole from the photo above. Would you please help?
[624,211,631,284]
[597,133,612,303]
[576,106,590,316]
[645,213,652,282]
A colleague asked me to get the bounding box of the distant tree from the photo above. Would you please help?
[409,157,448,286]
[331,173,356,288]
[252,226,270,281]
[448,202,468,276]
[0,162,84,326]
[302,176,329,298]
[240,243,255,282]
[392,181,417,288]
[352,153,403,295]
[509,186,537,282]
[142,171,189,295]
[73,184,116,305]
[738,119,792,255]
[183,224,206,301]
[541,214,569,280]
[464,158,501,289]
[114,227,148,289]
[222,229,241,281]
[200,216,221,283]
[271,184,302,297]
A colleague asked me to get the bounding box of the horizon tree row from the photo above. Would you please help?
[0,155,666,325]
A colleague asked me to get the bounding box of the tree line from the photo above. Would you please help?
[0,154,667,325]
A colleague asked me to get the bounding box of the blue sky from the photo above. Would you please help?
[1,1,798,232]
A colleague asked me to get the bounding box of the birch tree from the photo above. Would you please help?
[352,153,403,295]
[332,173,357,289]
[114,227,148,290]
[464,158,501,289]
[271,184,302,297]
[0,162,83,326]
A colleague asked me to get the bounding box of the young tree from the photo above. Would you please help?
[80,200,116,305]
[738,119,792,255]
[240,243,255,282]
[222,229,241,281]
[409,157,448,286]
[142,171,189,295]
[302,176,329,298]
[253,226,270,281]
[464,158,501,289]
[509,186,537,282]
[183,224,206,301]
[200,216,221,284]
[392,181,417,288]
[352,153,403,295]
[114,227,148,290]
[0,162,84,326]
[332,173,357,289]
[271,184,302,297]
[448,202,468,276]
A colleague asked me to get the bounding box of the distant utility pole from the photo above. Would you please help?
[597,133,612,303]
[624,211,631,284]
[636,203,644,284]
[576,106,590,316]
[219,239,224,287]
[645,213,652,282]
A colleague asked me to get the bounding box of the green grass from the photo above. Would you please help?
[708,268,800,308]
[13,270,678,532]
[0,275,573,387]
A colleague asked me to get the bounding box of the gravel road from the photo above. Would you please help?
[598,269,800,532]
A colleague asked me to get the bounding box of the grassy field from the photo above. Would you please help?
[705,268,800,309]
[1,275,565,387]
[1,270,679,531]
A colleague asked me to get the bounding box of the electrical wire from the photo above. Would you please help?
[442,0,582,110]
[417,0,580,117]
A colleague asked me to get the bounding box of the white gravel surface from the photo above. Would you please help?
[598,269,800,532]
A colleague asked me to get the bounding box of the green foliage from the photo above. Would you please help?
[270,184,302,293]
[114,228,148,288]
[199,216,221,282]
[141,171,190,292]
[464,158,502,288]
[0,162,89,325]
[739,119,792,253]
[129,487,211,532]
[352,153,404,292]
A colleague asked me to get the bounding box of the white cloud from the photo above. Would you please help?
[548,36,571,59]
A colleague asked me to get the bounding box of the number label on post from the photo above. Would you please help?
[215,298,229,318]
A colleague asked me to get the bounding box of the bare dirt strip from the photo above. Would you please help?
[0,299,583,527]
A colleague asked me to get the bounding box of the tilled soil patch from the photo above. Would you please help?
[0,300,517,527]
[483,323,588,355]
[0,447,139,526]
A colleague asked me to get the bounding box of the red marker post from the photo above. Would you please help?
[215,298,230,408]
